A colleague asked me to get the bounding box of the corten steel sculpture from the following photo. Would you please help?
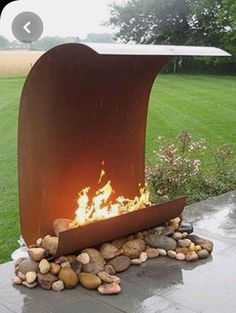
[18,43,229,256]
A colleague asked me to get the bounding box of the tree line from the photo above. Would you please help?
[0,33,114,51]
[108,0,236,74]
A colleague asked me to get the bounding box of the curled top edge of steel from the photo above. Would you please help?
[81,43,231,57]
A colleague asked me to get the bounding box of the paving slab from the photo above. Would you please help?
[0,190,236,313]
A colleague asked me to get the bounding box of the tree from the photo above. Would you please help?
[108,0,236,69]
[30,36,81,51]
[108,0,190,44]
[84,33,115,43]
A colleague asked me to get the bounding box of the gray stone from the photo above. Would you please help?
[197,249,209,259]
[18,258,39,274]
[82,262,104,274]
[177,222,194,234]
[144,233,177,251]
[107,256,131,272]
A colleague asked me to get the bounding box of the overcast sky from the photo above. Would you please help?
[0,0,125,40]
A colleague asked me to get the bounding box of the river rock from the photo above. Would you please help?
[197,249,209,259]
[188,243,196,252]
[36,238,43,246]
[150,226,165,235]
[42,235,58,255]
[50,262,61,275]
[18,259,39,274]
[61,261,71,269]
[145,233,177,251]
[52,280,65,292]
[100,243,118,260]
[188,235,213,253]
[122,239,145,259]
[17,272,26,281]
[58,268,78,289]
[177,222,193,234]
[110,275,121,284]
[82,248,105,267]
[156,248,167,256]
[104,264,116,275]
[176,253,186,261]
[195,245,202,252]
[82,261,104,274]
[172,232,183,240]
[72,262,82,275]
[28,248,45,262]
[76,252,90,265]
[53,218,71,236]
[134,232,144,240]
[26,271,37,284]
[39,259,51,274]
[14,257,26,268]
[175,247,189,255]
[178,239,192,248]
[131,258,142,265]
[38,272,57,290]
[66,255,77,264]
[111,237,128,249]
[185,251,198,262]
[107,256,131,272]
[145,248,159,259]
[12,276,22,285]
[55,256,67,264]
[161,226,175,237]
[97,271,120,284]
[79,272,102,290]
[97,271,114,283]
[169,217,181,230]
[22,281,38,289]
[167,250,177,258]
[98,282,121,295]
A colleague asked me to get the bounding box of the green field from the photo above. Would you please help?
[0,74,236,263]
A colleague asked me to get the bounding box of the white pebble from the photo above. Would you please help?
[60,261,71,268]
[167,250,177,258]
[178,239,192,248]
[140,252,148,263]
[76,252,90,265]
[172,232,183,240]
[131,258,143,265]
[157,248,167,256]
[52,280,64,292]
[176,253,186,261]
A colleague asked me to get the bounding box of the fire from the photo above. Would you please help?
[70,169,150,227]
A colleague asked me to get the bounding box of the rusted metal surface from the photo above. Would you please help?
[18,43,229,248]
[55,197,186,257]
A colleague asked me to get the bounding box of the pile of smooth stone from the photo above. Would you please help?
[12,217,213,295]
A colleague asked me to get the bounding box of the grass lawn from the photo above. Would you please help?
[0,74,236,263]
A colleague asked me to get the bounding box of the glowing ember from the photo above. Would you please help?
[70,169,150,227]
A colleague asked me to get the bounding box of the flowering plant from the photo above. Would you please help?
[147,131,236,204]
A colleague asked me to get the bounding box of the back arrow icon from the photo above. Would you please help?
[23,21,31,34]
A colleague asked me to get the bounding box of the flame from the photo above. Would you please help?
[70,169,150,228]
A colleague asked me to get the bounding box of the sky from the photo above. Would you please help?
[0,0,125,40]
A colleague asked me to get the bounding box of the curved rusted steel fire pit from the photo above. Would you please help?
[18,43,229,256]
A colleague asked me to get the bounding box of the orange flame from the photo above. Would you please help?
[70,169,150,227]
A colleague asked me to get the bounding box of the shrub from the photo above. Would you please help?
[146,131,236,204]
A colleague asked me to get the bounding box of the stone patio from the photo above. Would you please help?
[0,190,236,313]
